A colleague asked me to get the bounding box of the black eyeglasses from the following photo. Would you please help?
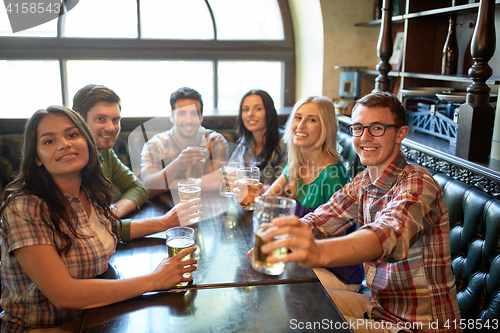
[347,123,400,137]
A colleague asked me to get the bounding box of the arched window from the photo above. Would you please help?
[0,0,294,118]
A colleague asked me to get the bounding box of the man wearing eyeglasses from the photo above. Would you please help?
[259,91,460,332]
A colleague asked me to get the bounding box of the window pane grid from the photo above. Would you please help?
[0,60,62,118]
[0,0,292,118]
[67,60,214,118]
[63,0,138,38]
[140,0,214,40]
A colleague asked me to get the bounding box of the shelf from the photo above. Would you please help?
[361,70,500,85]
[353,1,498,165]
[401,72,500,85]
[405,3,482,19]
[355,1,500,25]
[361,69,401,77]
[355,15,404,26]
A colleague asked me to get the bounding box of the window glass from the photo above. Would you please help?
[63,0,137,38]
[141,0,213,40]
[209,0,284,40]
[67,60,214,117]
[0,61,62,118]
[218,61,282,111]
[0,6,57,37]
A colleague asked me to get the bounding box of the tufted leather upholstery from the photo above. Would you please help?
[434,173,500,328]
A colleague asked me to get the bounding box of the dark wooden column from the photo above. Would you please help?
[374,0,393,92]
[455,0,496,161]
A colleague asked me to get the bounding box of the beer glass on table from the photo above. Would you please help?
[166,226,195,286]
[178,180,202,223]
[252,196,296,276]
[186,146,207,184]
[236,167,260,211]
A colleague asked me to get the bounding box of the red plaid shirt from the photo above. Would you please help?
[302,153,461,332]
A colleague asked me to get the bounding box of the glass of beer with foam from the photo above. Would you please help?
[252,196,296,275]
[178,180,202,223]
[236,167,260,211]
[166,226,195,286]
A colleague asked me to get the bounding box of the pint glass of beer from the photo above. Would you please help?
[178,180,202,223]
[236,167,260,211]
[186,146,207,184]
[166,226,195,286]
[252,196,296,275]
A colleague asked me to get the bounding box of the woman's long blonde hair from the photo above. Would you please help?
[284,96,340,199]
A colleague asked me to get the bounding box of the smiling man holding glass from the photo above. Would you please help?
[258,91,461,333]
[140,87,228,197]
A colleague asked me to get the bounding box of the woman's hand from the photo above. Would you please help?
[150,247,197,290]
[161,198,202,227]
[176,198,203,226]
[232,180,263,204]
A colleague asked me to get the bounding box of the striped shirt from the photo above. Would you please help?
[302,153,461,332]
[0,193,117,332]
[140,127,228,186]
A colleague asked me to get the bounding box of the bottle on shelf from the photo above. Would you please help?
[373,0,383,20]
[441,15,459,75]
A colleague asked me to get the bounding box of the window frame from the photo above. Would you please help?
[0,0,295,125]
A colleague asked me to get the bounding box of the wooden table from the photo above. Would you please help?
[79,193,352,332]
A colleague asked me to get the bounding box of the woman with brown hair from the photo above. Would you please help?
[0,106,197,332]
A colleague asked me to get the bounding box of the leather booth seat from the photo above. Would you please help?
[0,136,23,194]
[434,173,500,326]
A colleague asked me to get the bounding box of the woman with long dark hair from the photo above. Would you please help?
[230,89,287,187]
[0,106,197,332]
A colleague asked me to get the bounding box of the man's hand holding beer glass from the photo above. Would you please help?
[257,216,322,268]
[175,146,205,167]
[259,216,384,269]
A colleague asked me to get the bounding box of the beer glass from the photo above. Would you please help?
[252,196,296,275]
[219,161,238,197]
[166,226,195,286]
[186,146,207,184]
[178,180,201,223]
[236,167,260,211]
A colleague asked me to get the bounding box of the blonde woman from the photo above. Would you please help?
[266,96,363,292]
